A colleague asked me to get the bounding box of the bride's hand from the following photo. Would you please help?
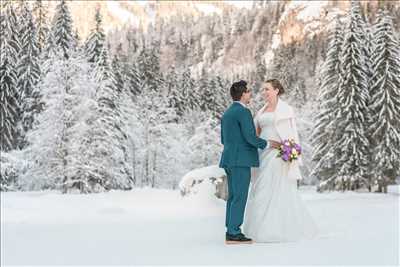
[268,140,281,149]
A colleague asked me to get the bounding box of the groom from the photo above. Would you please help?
[219,80,269,244]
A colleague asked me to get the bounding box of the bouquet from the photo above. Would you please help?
[277,139,301,162]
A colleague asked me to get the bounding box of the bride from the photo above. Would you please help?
[243,79,318,243]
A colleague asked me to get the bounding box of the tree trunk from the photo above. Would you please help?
[144,123,149,186]
[151,149,157,188]
[132,144,136,185]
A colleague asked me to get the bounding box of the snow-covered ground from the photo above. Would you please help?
[1,182,399,265]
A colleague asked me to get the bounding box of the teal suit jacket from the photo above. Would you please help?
[219,102,267,168]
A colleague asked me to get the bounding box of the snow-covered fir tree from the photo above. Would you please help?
[118,92,143,187]
[84,7,106,64]
[81,46,133,192]
[111,45,125,94]
[188,117,222,167]
[139,42,163,93]
[42,22,57,60]
[197,71,212,113]
[125,61,141,96]
[180,68,198,113]
[132,42,177,186]
[153,122,192,189]
[311,19,344,189]
[136,87,176,187]
[197,70,228,118]
[0,1,20,151]
[32,0,49,53]
[165,67,199,117]
[175,33,189,64]
[369,10,400,191]
[50,0,74,59]
[331,0,371,190]
[118,38,141,97]
[21,53,98,191]
[268,44,296,94]
[16,3,41,148]
[253,45,267,91]
[209,75,229,118]
[166,66,185,117]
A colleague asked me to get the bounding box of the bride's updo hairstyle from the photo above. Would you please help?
[265,79,285,96]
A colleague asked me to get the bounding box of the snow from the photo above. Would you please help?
[133,0,148,7]
[281,1,328,23]
[263,33,282,64]
[1,186,399,265]
[271,32,281,50]
[296,1,328,22]
[225,1,253,10]
[388,184,400,195]
[194,3,222,15]
[106,1,139,27]
[279,1,332,38]
[264,49,274,65]
[179,164,225,194]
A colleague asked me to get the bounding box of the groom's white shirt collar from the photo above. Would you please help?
[234,101,247,108]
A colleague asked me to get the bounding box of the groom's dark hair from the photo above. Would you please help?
[230,80,248,101]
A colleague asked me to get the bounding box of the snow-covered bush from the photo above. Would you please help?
[0,151,27,191]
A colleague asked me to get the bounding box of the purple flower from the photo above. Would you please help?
[282,153,289,161]
[277,139,301,162]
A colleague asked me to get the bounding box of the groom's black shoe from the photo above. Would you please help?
[225,233,253,244]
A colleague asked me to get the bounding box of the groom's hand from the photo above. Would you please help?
[268,140,281,149]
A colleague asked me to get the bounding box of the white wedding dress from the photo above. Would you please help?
[243,111,318,243]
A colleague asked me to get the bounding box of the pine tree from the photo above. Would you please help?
[231,11,246,36]
[1,1,21,69]
[311,20,344,189]
[332,0,371,190]
[198,70,212,113]
[193,39,204,63]
[211,75,229,118]
[269,43,295,91]
[166,66,184,117]
[124,43,141,97]
[118,91,143,187]
[176,33,189,64]
[72,28,81,51]
[43,23,57,60]
[188,117,223,167]
[254,45,267,91]
[111,46,125,94]
[136,85,176,187]
[181,68,198,112]
[50,0,74,59]
[0,1,20,151]
[82,47,133,192]
[136,44,171,186]
[84,7,106,64]
[21,53,98,191]
[369,10,400,191]
[198,72,228,119]
[142,41,163,93]
[32,0,49,53]
[16,3,41,148]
